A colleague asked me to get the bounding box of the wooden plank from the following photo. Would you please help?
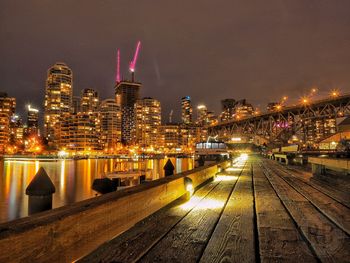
[262,162,350,262]
[285,165,350,207]
[79,179,222,263]
[253,161,317,262]
[199,163,256,263]
[139,173,240,262]
[270,164,350,235]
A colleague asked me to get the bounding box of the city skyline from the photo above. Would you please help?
[1,1,350,120]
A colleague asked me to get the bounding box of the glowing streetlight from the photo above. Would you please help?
[301,97,309,105]
[331,90,339,97]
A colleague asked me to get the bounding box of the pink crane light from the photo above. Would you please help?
[129,41,141,72]
[115,49,121,83]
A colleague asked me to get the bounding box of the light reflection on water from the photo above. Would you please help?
[0,157,194,223]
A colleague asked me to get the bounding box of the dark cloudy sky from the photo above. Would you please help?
[1,0,350,121]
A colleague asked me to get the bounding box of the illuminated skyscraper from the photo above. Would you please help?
[60,112,100,153]
[220,99,236,122]
[159,123,180,151]
[196,105,208,125]
[72,96,81,114]
[100,99,122,152]
[44,62,73,148]
[26,105,39,136]
[0,92,16,153]
[181,96,192,124]
[135,97,161,147]
[115,81,141,145]
[80,88,99,113]
[9,115,24,145]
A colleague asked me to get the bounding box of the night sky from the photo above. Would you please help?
[1,0,350,121]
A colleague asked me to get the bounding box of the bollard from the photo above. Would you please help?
[198,156,205,167]
[164,159,175,176]
[139,174,146,184]
[26,167,56,215]
[92,178,118,194]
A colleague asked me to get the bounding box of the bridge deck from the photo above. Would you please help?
[79,156,350,263]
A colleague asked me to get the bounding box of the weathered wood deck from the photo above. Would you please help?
[79,155,350,263]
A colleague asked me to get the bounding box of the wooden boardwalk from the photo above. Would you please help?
[79,156,350,263]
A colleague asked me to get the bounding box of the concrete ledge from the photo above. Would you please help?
[309,157,350,175]
[0,161,230,262]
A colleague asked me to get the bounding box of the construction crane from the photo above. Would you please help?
[169,110,173,123]
[115,49,121,83]
[129,41,141,82]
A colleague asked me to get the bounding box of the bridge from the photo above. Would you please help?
[208,94,350,146]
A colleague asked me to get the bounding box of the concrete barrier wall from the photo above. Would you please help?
[0,161,230,263]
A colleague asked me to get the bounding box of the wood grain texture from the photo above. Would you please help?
[139,174,240,262]
[253,161,317,262]
[269,163,350,235]
[199,162,256,263]
[262,162,350,262]
[79,179,221,263]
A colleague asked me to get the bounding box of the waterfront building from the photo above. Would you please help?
[234,99,254,119]
[196,105,208,125]
[9,115,24,145]
[115,80,141,145]
[302,117,337,146]
[0,92,16,117]
[72,96,81,114]
[0,92,16,153]
[0,112,9,153]
[220,99,236,122]
[135,97,161,148]
[179,124,197,152]
[26,105,39,136]
[99,99,122,152]
[181,96,193,124]
[159,123,180,151]
[60,112,100,153]
[207,111,218,126]
[80,88,99,113]
[44,62,73,148]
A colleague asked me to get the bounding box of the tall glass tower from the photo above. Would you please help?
[44,62,73,148]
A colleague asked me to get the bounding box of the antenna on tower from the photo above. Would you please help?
[116,49,121,84]
[169,110,173,123]
[129,41,141,82]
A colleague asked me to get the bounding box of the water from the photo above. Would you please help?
[0,157,194,223]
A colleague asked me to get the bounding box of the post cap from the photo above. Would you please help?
[163,159,175,171]
[26,167,56,196]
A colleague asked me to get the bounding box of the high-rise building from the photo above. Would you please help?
[60,112,100,153]
[115,81,141,145]
[80,88,99,113]
[100,99,122,152]
[196,105,208,125]
[72,96,81,114]
[207,111,217,126]
[234,99,254,119]
[0,92,16,153]
[0,113,9,153]
[181,96,192,124]
[135,97,161,148]
[0,92,16,116]
[159,123,180,151]
[9,115,24,145]
[220,99,236,122]
[26,105,39,136]
[44,62,73,148]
